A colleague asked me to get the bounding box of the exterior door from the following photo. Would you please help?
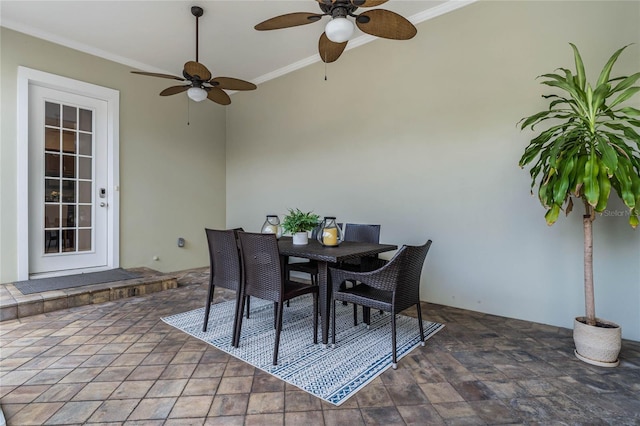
[28,85,109,275]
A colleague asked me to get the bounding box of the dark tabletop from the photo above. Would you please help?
[278,237,397,263]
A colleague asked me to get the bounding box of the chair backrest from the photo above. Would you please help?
[341,224,382,268]
[310,224,322,240]
[237,232,283,302]
[394,240,432,310]
[343,223,381,244]
[205,228,242,291]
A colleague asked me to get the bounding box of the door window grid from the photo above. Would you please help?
[43,101,94,254]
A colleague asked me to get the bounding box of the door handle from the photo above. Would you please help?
[100,202,106,207]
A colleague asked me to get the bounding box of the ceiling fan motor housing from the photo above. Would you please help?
[319,1,358,17]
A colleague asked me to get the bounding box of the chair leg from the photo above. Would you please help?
[313,293,318,344]
[233,290,247,348]
[352,303,358,326]
[391,312,398,369]
[416,302,425,345]
[231,290,245,347]
[246,296,251,318]
[203,283,215,332]
[274,302,278,328]
[273,301,284,365]
[331,299,337,347]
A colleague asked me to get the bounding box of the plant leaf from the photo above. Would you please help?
[614,159,637,208]
[609,86,640,109]
[611,72,640,94]
[618,106,640,116]
[584,151,600,206]
[569,43,586,90]
[565,196,574,216]
[595,160,612,212]
[596,135,618,174]
[596,44,630,87]
[545,204,561,225]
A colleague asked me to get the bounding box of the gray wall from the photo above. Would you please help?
[226,1,640,339]
[0,27,227,280]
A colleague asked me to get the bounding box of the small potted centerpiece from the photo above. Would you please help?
[282,208,320,245]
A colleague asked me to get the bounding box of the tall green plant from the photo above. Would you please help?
[519,43,640,326]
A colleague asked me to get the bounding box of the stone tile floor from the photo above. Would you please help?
[1,267,639,425]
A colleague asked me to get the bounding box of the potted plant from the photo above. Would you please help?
[282,208,320,245]
[519,43,640,367]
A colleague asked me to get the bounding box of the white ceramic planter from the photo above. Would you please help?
[573,317,621,367]
[292,232,308,245]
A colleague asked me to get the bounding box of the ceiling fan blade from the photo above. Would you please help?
[159,85,191,96]
[206,87,231,105]
[131,71,184,81]
[183,61,212,81]
[210,77,257,91]
[350,0,389,7]
[255,12,324,31]
[318,33,348,63]
[355,9,417,40]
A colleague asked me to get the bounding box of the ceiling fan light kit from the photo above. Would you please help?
[187,87,208,102]
[325,17,354,43]
[254,0,417,63]
[131,5,256,106]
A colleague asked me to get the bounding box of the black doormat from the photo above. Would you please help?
[14,268,142,295]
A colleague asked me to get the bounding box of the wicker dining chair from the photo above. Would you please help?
[234,232,319,365]
[341,223,383,271]
[203,228,247,337]
[329,239,432,369]
[335,223,386,324]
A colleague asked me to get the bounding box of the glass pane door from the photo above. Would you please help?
[43,101,93,254]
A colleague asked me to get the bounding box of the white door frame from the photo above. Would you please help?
[17,67,120,280]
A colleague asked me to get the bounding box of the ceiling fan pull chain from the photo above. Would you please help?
[187,96,191,126]
[324,54,328,81]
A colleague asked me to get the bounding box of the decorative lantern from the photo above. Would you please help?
[317,216,343,247]
[261,215,283,239]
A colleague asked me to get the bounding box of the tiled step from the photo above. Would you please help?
[0,267,178,322]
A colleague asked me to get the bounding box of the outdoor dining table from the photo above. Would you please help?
[278,237,397,345]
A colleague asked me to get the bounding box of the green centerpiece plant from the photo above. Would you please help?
[519,43,640,367]
[282,208,320,245]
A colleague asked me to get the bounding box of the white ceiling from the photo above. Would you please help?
[1,1,473,85]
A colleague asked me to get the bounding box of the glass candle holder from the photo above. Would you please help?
[261,215,283,239]
[317,216,343,247]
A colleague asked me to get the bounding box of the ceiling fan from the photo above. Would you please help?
[255,0,417,63]
[132,6,256,106]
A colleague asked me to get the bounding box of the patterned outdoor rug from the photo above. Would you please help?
[162,295,444,405]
